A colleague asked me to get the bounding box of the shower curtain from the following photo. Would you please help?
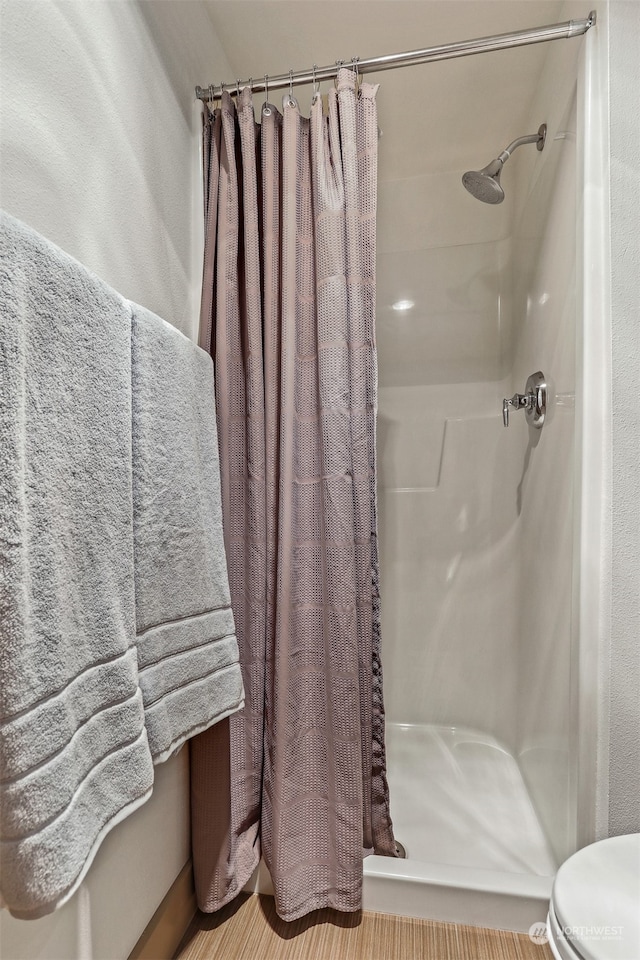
[191,68,396,923]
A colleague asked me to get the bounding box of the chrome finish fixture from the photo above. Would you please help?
[262,75,271,116]
[503,371,547,429]
[311,64,320,103]
[463,124,547,204]
[195,13,596,100]
[283,69,298,110]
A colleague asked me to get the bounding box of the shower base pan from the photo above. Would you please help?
[363,723,555,932]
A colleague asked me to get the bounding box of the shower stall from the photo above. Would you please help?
[362,9,608,932]
[189,0,609,935]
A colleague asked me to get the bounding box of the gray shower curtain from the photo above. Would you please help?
[192,68,396,922]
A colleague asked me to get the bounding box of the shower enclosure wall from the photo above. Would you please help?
[363,11,602,932]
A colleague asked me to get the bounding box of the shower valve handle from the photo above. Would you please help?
[502,393,529,427]
[502,372,547,429]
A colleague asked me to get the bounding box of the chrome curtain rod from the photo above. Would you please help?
[195,11,595,101]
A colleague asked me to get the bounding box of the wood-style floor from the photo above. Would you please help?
[175,893,554,960]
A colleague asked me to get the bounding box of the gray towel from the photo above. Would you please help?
[130,303,244,764]
[0,212,155,919]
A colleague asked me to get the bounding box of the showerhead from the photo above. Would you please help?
[462,159,505,204]
[463,124,547,204]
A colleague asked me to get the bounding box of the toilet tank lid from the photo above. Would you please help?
[551,834,640,960]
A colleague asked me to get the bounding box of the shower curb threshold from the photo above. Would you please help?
[363,855,554,933]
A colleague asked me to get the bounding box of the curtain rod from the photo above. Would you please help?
[195,11,595,101]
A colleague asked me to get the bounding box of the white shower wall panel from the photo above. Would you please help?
[378,382,521,748]
[508,22,580,865]
[377,169,510,255]
[377,240,512,386]
[376,165,520,753]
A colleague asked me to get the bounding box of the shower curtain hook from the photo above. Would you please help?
[262,74,271,116]
[351,56,360,87]
[236,79,241,99]
[288,68,295,106]
[207,84,216,116]
[205,84,216,124]
[312,63,320,103]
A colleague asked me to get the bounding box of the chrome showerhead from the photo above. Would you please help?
[463,123,547,204]
[462,159,505,204]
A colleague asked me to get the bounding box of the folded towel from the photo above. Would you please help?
[130,303,244,764]
[0,212,155,920]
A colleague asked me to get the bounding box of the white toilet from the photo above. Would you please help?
[547,833,640,960]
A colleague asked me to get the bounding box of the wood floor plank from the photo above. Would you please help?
[175,893,554,960]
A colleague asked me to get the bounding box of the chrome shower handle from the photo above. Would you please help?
[503,372,547,429]
[503,393,528,426]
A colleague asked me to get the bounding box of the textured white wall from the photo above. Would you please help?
[607,0,640,838]
[0,2,232,957]
[0,0,230,342]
